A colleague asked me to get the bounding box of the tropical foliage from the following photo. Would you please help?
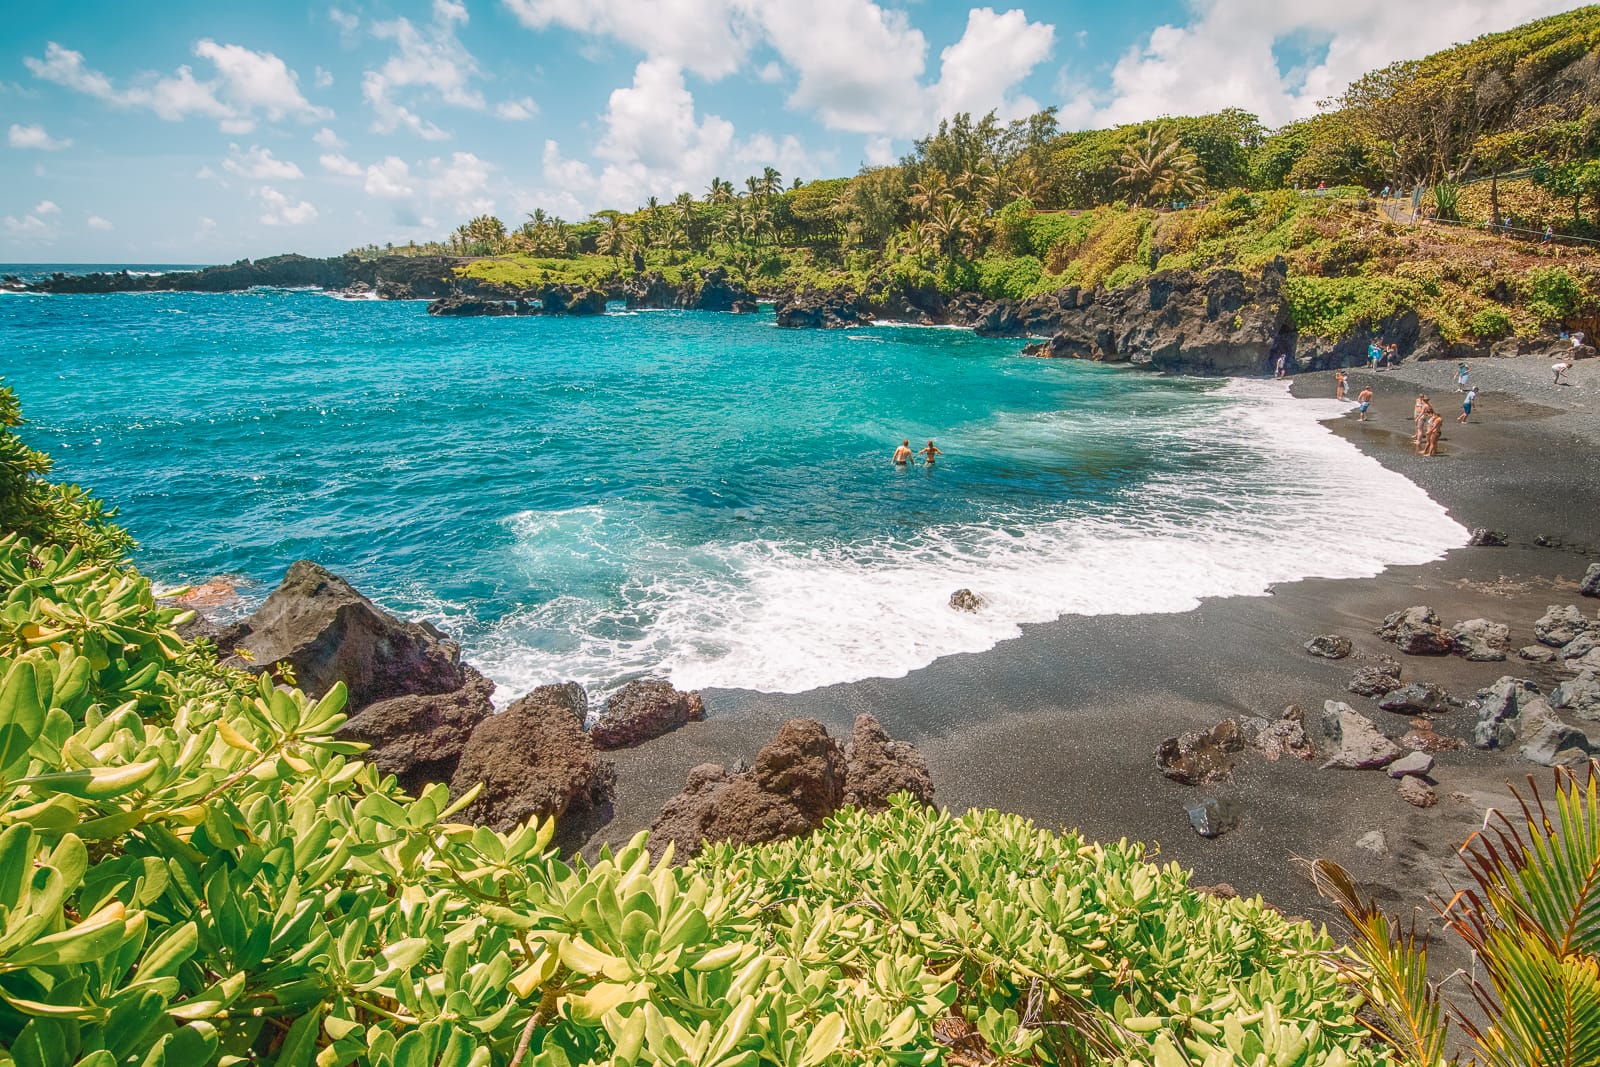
[0,384,1391,1066]
[1315,762,1600,1067]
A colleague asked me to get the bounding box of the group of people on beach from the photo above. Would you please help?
[1340,361,1478,454]
[1365,341,1399,370]
[893,439,941,466]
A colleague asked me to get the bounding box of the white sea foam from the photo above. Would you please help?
[470,380,1467,699]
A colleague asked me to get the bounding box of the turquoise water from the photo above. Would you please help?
[2,287,1466,698]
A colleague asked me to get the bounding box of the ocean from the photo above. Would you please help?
[1,283,1468,700]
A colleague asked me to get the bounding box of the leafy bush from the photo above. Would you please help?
[974,255,1043,300]
[1469,307,1514,340]
[0,390,1388,1067]
[1283,275,1421,338]
[1520,265,1585,323]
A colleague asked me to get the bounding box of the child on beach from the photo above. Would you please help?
[1335,370,1347,400]
[1553,362,1571,385]
[1357,386,1373,421]
[1459,387,1476,423]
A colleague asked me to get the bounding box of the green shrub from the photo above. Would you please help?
[1284,275,1420,338]
[1469,307,1514,340]
[0,388,1388,1067]
[1520,265,1585,323]
[974,255,1043,299]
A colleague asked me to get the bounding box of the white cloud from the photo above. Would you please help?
[86,214,113,230]
[757,0,929,134]
[1088,0,1575,127]
[863,135,895,166]
[429,150,495,215]
[33,200,59,215]
[932,8,1054,123]
[330,8,360,35]
[8,122,72,150]
[257,185,318,225]
[496,96,540,120]
[313,126,344,148]
[363,0,487,138]
[223,144,304,180]
[2,211,55,239]
[321,152,365,177]
[315,66,334,89]
[503,0,757,79]
[364,156,415,198]
[195,215,218,239]
[195,165,218,180]
[24,40,331,133]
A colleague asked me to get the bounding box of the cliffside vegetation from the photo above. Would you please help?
[350,7,1600,346]
[0,378,1393,1066]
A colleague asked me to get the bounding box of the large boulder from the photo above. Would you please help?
[589,679,706,750]
[1552,670,1600,722]
[540,284,607,315]
[1378,606,1453,655]
[1581,564,1600,598]
[1320,701,1402,769]
[650,719,848,858]
[1535,605,1590,647]
[218,561,477,710]
[448,684,616,849]
[1451,619,1510,662]
[774,288,871,329]
[1516,699,1593,767]
[842,713,935,810]
[339,670,496,794]
[683,267,756,313]
[1376,682,1452,716]
[1157,720,1244,784]
[1348,658,1403,698]
[1473,676,1541,749]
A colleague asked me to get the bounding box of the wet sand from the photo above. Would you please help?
[597,353,1598,955]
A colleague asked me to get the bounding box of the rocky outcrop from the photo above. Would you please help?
[1376,682,1452,716]
[1473,676,1541,749]
[24,253,467,298]
[650,716,929,858]
[1014,260,1293,375]
[1535,604,1590,647]
[1348,658,1404,697]
[428,294,521,316]
[1581,564,1600,598]
[622,271,679,309]
[541,284,607,315]
[1320,701,1402,769]
[842,713,935,811]
[448,684,615,848]
[1378,606,1454,656]
[216,561,496,790]
[774,287,872,329]
[589,680,706,750]
[686,267,757,313]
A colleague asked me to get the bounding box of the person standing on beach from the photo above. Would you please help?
[1422,412,1443,456]
[1456,362,1469,391]
[1553,362,1571,385]
[1459,387,1476,423]
[893,440,912,465]
[1335,370,1347,400]
[1357,386,1373,421]
[1413,396,1435,448]
[1368,342,1382,371]
[1274,354,1288,379]
[919,440,942,465]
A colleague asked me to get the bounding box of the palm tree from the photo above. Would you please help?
[1116,127,1204,207]
[909,172,951,220]
[704,177,733,205]
[744,175,762,201]
[925,200,973,258]
[593,211,631,262]
[760,166,783,198]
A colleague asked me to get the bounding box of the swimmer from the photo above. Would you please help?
[893,439,913,465]
[919,440,942,465]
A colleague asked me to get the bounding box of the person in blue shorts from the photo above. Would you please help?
[1357,386,1373,421]
[1458,387,1476,423]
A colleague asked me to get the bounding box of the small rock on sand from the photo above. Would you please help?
[1378,606,1453,656]
[1398,777,1438,808]
[1580,563,1600,598]
[1519,645,1559,663]
[1377,682,1452,715]
[1320,701,1402,769]
[1304,634,1353,659]
[1356,830,1388,855]
[1386,751,1434,779]
[1467,528,1508,547]
[1186,797,1239,838]
[1451,618,1510,662]
[949,588,985,612]
[1157,721,1244,784]
[1348,658,1404,698]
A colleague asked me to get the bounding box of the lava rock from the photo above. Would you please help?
[1356,830,1389,855]
[1581,563,1600,598]
[1320,701,1402,769]
[1186,797,1240,838]
[427,294,518,316]
[1377,682,1452,716]
[339,670,496,794]
[1386,751,1434,779]
[1451,618,1510,662]
[1473,676,1541,749]
[1377,605,1454,656]
[1398,777,1438,808]
[1240,705,1316,761]
[1401,727,1463,753]
[774,287,871,329]
[1304,634,1353,659]
[448,686,617,849]
[588,680,706,750]
[1516,698,1593,767]
[1562,632,1599,661]
[1467,528,1508,547]
[1535,604,1590,647]
[949,589,985,613]
[1519,645,1559,663]
[540,284,607,315]
[684,267,757,313]
[842,713,935,811]
[1348,658,1404,697]
[1157,720,1245,785]
[1552,670,1600,722]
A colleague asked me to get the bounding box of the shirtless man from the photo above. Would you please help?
[1357,386,1373,421]
[919,440,943,465]
[893,440,913,465]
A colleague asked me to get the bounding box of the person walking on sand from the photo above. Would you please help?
[1357,386,1373,421]
[1274,353,1288,379]
[1335,370,1347,400]
[893,440,912,465]
[1459,386,1476,423]
[1367,342,1382,371]
[1413,395,1435,448]
[1553,361,1571,385]
[919,440,942,465]
[1456,362,1469,391]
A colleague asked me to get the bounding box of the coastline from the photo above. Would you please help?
[594,353,1598,957]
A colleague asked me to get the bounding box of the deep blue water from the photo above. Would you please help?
[2,287,1465,697]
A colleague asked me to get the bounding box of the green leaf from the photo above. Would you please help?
[0,658,47,776]
[800,1012,846,1067]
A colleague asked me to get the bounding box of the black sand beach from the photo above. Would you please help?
[597,353,1599,962]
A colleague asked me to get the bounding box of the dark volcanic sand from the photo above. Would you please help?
[596,353,1598,961]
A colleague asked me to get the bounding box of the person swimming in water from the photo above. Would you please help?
[893,439,912,465]
[919,440,942,464]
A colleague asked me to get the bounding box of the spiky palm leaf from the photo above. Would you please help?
[1309,859,1453,1067]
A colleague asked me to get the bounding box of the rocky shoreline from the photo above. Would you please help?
[16,253,1597,375]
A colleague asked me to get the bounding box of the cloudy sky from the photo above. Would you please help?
[1,0,1581,262]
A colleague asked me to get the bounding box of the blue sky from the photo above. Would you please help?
[0,0,1581,262]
